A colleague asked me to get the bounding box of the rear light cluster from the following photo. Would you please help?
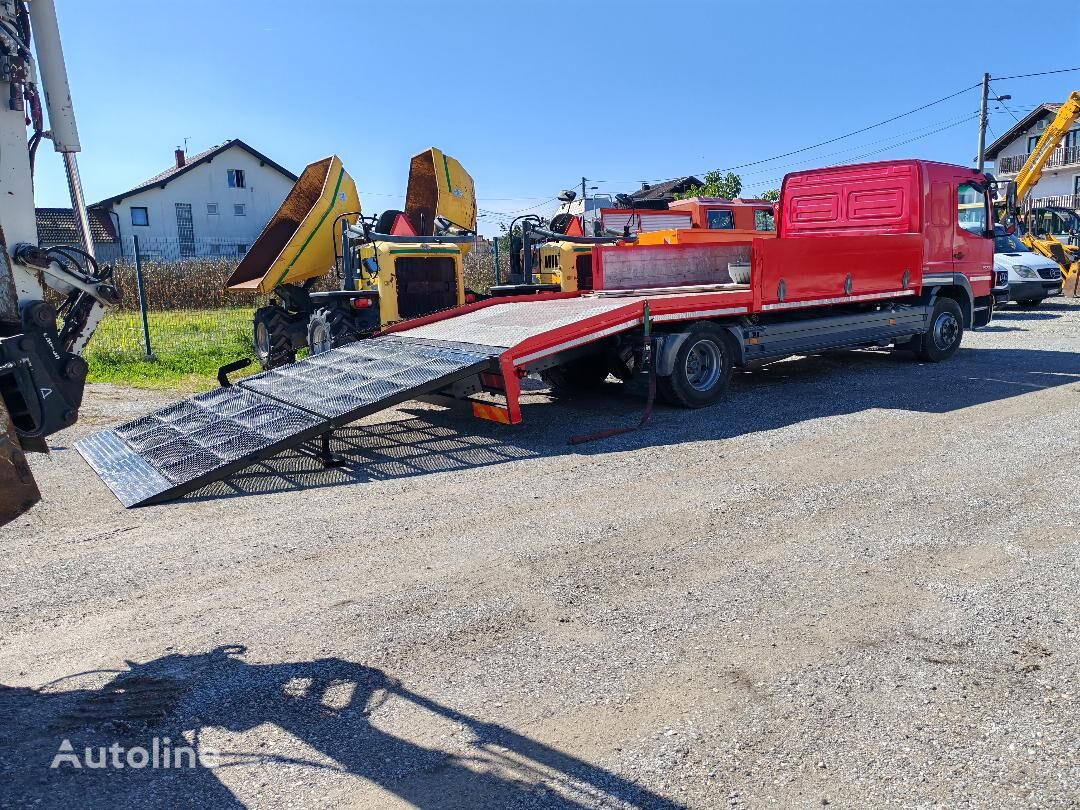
[351,297,374,309]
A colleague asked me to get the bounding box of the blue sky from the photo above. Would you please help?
[34,0,1080,235]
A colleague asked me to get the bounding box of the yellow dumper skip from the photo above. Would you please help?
[226,155,360,294]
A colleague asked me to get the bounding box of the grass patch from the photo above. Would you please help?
[86,308,256,390]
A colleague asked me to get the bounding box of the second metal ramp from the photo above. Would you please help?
[76,336,498,507]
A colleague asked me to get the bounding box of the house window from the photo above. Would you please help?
[754,208,776,231]
[130,207,149,227]
[707,209,735,229]
[1074,175,1080,195]
[227,169,246,188]
[234,203,246,216]
[1028,135,1040,153]
[207,203,219,215]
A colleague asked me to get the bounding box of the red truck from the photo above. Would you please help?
[78,159,999,506]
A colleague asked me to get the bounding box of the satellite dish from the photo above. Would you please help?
[557,189,577,203]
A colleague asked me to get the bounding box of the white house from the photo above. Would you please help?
[92,139,298,259]
[986,102,1080,210]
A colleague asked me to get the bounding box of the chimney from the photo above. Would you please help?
[641,182,651,191]
[174,147,185,168]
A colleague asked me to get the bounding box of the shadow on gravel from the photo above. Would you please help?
[180,345,1080,503]
[0,645,680,809]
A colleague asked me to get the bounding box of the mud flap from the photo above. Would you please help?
[0,401,39,525]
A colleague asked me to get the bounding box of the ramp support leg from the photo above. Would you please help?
[318,430,346,468]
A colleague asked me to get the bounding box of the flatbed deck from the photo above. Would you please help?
[77,288,757,507]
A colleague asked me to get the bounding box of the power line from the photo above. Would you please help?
[993,66,1080,81]
[594,82,983,187]
[742,113,980,192]
[988,82,1021,124]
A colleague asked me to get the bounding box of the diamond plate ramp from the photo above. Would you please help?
[77,336,497,507]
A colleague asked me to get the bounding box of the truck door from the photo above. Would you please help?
[954,181,994,283]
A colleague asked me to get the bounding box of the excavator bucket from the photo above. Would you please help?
[0,401,39,526]
[226,155,360,294]
[405,147,477,235]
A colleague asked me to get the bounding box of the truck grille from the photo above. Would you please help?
[1037,267,1061,280]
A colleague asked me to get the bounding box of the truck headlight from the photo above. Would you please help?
[1013,265,1037,279]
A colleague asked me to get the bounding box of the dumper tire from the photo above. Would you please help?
[658,324,734,408]
[918,297,964,362]
[253,306,296,369]
[307,308,346,356]
[543,353,611,396]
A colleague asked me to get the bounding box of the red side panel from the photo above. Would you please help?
[756,233,923,307]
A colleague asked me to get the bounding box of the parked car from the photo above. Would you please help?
[993,225,1063,308]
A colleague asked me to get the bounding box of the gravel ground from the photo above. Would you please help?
[1,300,1078,809]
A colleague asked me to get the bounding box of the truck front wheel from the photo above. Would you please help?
[659,324,734,408]
[919,298,964,362]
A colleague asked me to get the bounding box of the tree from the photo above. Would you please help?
[674,170,742,200]
[760,189,780,202]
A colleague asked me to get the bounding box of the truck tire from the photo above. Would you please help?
[253,306,296,369]
[1016,298,1044,309]
[543,353,611,396]
[918,297,964,362]
[658,324,734,408]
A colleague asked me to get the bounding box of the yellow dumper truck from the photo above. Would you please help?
[227,148,477,368]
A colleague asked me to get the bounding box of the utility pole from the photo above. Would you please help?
[977,72,990,172]
[581,176,587,228]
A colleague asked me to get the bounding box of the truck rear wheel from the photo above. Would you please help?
[658,324,734,408]
[918,298,964,362]
[253,306,296,369]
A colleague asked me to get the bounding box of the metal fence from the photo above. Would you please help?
[74,235,502,384]
[81,236,262,382]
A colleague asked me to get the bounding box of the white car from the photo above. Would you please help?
[993,226,1063,309]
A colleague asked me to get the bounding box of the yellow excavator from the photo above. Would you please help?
[998,91,1080,296]
[226,148,478,368]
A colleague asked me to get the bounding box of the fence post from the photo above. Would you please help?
[132,234,153,359]
[493,236,500,286]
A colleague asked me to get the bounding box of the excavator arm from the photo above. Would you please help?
[1001,91,1080,292]
[0,1,118,524]
[1012,92,1080,203]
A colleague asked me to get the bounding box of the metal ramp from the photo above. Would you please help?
[76,336,498,507]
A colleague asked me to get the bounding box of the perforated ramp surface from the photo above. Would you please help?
[77,336,497,507]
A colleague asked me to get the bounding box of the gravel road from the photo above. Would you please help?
[1,300,1078,809]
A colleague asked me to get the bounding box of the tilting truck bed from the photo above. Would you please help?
[77,288,751,507]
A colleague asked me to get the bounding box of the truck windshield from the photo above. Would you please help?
[994,232,1030,253]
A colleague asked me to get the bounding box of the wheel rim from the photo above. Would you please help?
[932,311,959,351]
[255,321,271,359]
[310,322,332,354]
[684,339,723,392]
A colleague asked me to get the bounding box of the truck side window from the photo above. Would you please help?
[957,182,988,236]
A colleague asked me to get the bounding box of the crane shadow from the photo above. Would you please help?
[0,645,681,809]
[179,344,1080,504]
